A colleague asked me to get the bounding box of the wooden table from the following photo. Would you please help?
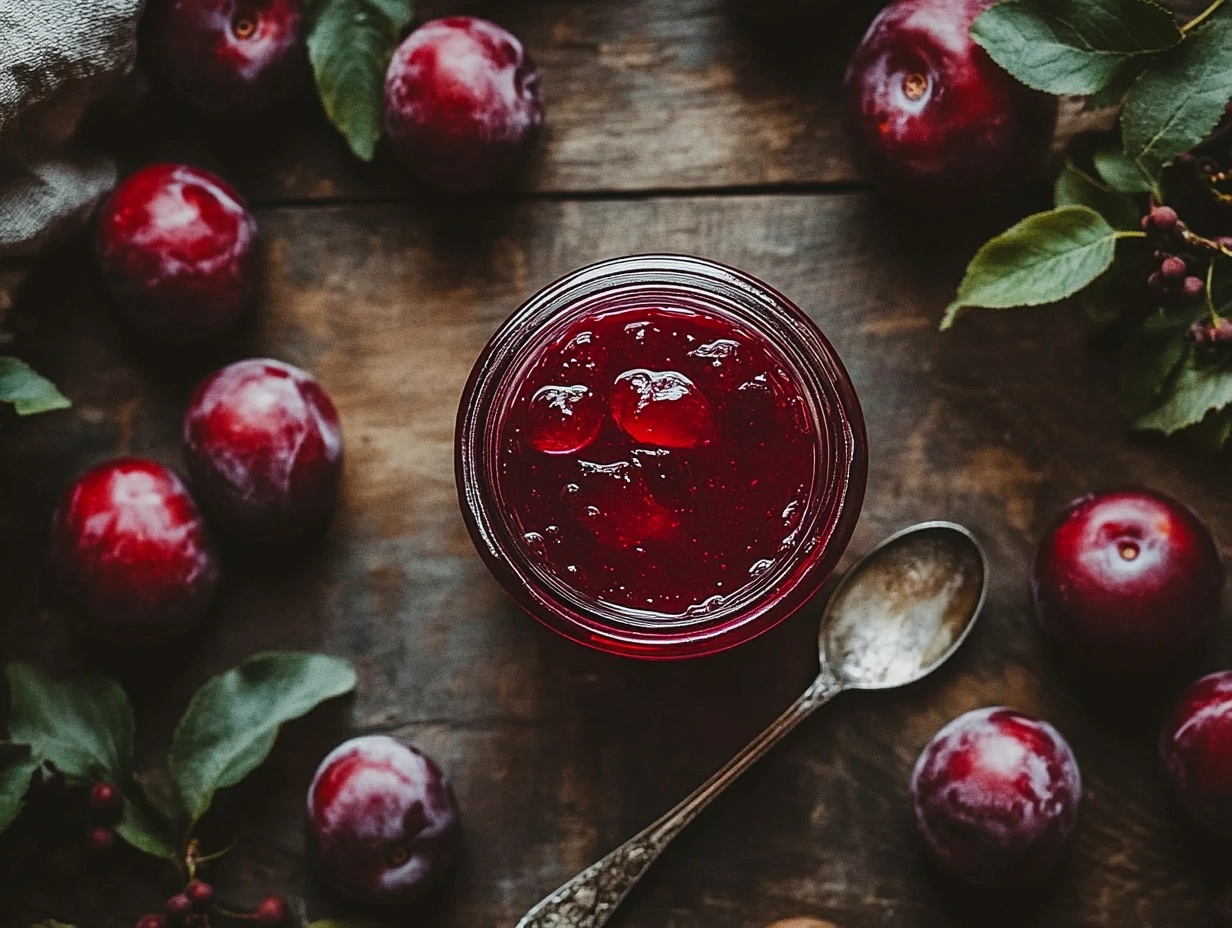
[3,1,1231,925]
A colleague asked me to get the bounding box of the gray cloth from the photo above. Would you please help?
[0,0,142,277]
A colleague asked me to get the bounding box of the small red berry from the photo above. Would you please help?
[89,826,116,851]
[254,895,288,925]
[185,879,215,909]
[166,893,194,918]
[1160,255,1187,279]
[89,781,121,812]
[137,916,168,928]
[183,915,209,928]
[1182,275,1206,300]
[1147,205,1179,234]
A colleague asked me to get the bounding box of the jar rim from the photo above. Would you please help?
[456,254,868,659]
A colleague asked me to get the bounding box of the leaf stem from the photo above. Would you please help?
[1182,0,1226,33]
[213,905,258,923]
[1116,231,1148,239]
[192,838,238,866]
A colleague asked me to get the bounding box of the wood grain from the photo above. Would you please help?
[2,192,1230,926]
[99,0,878,203]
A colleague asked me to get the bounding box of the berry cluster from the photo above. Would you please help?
[87,781,121,852]
[1190,316,1232,346]
[1142,206,1208,304]
[133,882,286,928]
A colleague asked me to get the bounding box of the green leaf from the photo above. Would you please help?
[1119,306,1195,412]
[6,663,133,782]
[1087,58,1148,109]
[1054,162,1142,230]
[306,0,415,160]
[115,778,179,860]
[115,810,177,859]
[0,742,40,833]
[971,0,1181,96]
[169,653,357,824]
[0,357,69,416]
[1093,144,1155,194]
[941,207,1119,329]
[1135,353,1232,434]
[1122,9,1232,175]
[1182,404,1232,451]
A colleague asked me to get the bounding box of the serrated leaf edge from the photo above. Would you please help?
[1121,12,1232,171]
[970,0,1182,96]
[942,207,1120,329]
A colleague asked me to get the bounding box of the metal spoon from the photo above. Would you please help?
[515,521,987,928]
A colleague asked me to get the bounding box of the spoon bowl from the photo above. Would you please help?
[820,521,986,690]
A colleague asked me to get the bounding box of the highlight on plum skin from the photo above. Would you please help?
[51,458,221,647]
[143,0,309,115]
[910,706,1083,886]
[306,735,460,906]
[383,16,544,192]
[1030,488,1224,675]
[841,0,1057,207]
[182,358,344,542]
[95,163,260,345]
[499,303,818,617]
[1160,670,1232,836]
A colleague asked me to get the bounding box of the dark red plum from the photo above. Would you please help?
[306,735,459,906]
[1161,670,1232,835]
[183,359,343,541]
[96,164,259,345]
[384,17,544,192]
[144,0,308,115]
[842,0,1056,207]
[911,707,1082,886]
[51,458,220,646]
[1031,489,1223,675]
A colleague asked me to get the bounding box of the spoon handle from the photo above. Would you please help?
[514,671,844,928]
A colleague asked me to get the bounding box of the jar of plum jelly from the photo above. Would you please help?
[456,255,866,658]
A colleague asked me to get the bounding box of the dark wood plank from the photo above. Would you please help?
[2,193,1230,926]
[101,0,876,203]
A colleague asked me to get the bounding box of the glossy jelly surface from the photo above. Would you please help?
[458,255,866,658]
[497,300,819,618]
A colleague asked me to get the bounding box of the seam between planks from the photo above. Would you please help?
[245,180,874,211]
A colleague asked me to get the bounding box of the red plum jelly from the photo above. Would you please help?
[457,256,866,658]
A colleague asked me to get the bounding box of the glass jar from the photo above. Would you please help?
[456,254,866,658]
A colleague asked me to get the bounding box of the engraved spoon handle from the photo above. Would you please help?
[515,671,844,928]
